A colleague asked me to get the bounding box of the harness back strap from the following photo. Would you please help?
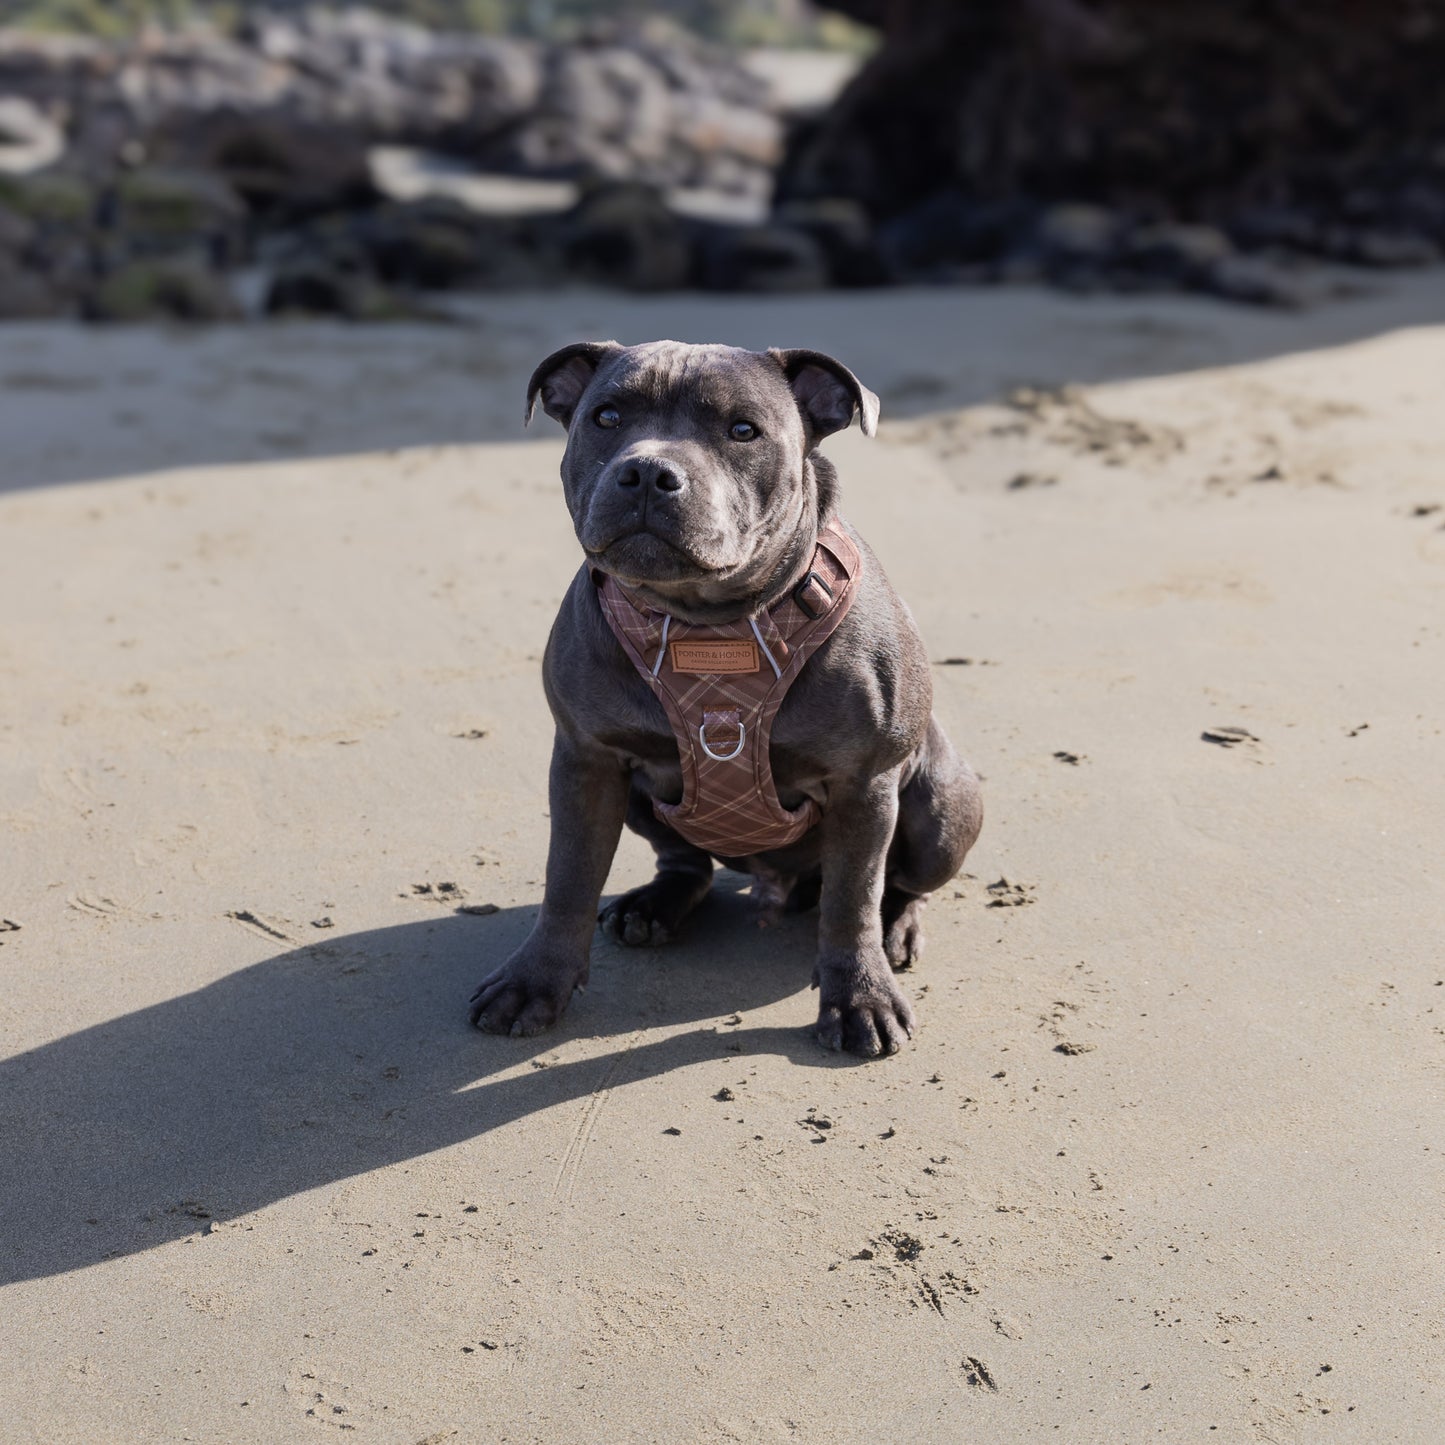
[597,520,863,857]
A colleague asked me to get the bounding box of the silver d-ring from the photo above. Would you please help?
[698,720,746,762]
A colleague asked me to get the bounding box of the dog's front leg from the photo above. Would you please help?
[813,767,915,1056]
[469,730,627,1037]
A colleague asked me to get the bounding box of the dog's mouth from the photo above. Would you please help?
[584,526,733,584]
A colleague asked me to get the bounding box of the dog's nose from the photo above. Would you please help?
[616,458,685,494]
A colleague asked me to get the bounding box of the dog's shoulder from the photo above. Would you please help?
[542,566,669,747]
[776,525,933,770]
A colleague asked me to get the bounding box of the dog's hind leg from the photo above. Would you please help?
[883,717,984,969]
[598,781,715,946]
[785,869,822,914]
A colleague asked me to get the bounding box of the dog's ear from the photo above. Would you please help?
[525,341,620,427]
[769,348,880,440]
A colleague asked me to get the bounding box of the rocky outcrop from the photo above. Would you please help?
[0,11,781,207]
[785,0,1445,280]
[2,4,1442,319]
[0,10,791,319]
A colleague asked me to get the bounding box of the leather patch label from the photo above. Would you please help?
[670,638,760,675]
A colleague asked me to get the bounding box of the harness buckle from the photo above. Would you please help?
[793,570,834,620]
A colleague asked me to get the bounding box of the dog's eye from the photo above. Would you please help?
[594,405,621,429]
[729,421,758,442]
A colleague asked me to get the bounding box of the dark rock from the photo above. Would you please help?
[264,262,420,322]
[1340,229,1440,267]
[1228,205,1321,252]
[0,204,36,259]
[365,200,489,288]
[1206,255,1312,308]
[878,192,1037,279]
[773,197,887,287]
[700,223,829,292]
[147,113,377,222]
[1125,222,1234,280]
[35,233,95,307]
[793,0,1445,289]
[1388,182,1445,242]
[0,173,99,312]
[361,197,538,290]
[0,259,64,319]
[553,181,692,292]
[263,262,357,317]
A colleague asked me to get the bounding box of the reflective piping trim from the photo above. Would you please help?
[651,613,671,677]
[748,616,783,680]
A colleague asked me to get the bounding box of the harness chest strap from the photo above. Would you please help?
[596,520,863,858]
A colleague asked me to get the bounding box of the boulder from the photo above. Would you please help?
[791,0,1445,282]
[0,97,66,175]
[878,192,1038,279]
[1035,204,1121,263]
[264,261,360,317]
[0,202,36,258]
[1125,223,1234,281]
[86,259,241,322]
[0,258,63,319]
[145,113,377,221]
[1205,255,1311,309]
[700,224,829,292]
[362,199,485,288]
[359,198,540,291]
[772,197,886,286]
[553,181,693,291]
[1336,229,1440,266]
[0,170,94,228]
[109,167,248,263]
[264,261,426,322]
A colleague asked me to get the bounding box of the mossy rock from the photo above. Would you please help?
[113,167,247,243]
[265,261,437,323]
[86,260,240,322]
[0,171,95,228]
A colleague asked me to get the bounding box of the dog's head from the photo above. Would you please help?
[525,340,878,616]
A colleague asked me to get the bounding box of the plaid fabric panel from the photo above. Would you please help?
[597,520,863,857]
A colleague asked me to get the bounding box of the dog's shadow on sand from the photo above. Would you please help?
[1,880,855,1286]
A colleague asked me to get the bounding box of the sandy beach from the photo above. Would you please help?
[2,273,1443,1441]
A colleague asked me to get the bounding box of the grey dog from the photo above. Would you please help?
[468,340,983,1056]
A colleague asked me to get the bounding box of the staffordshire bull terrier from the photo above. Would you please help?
[468,340,983,1056]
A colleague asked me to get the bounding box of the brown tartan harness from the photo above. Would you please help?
[597,520,863,858]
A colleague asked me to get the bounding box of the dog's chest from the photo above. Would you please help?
[601,662,828,812]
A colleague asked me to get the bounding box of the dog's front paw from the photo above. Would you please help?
[468,947,587,1037]
[813,952,916,1057]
